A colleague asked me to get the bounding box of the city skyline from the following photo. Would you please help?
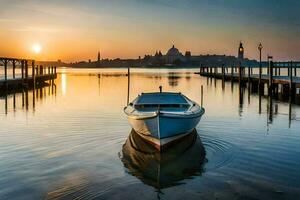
[0,0,299,62]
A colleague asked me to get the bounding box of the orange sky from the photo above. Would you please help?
[0,0,299,62]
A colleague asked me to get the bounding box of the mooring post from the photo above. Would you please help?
[238,62,242,86]
[294,66,297,77]
[12,60,16,79]
[290,61,293,91]
[4,59,8,89]
[268,61,273,96]
[278,67,281,76]
[32,60,35,88]
[48,66,50,74]
[201,85,203,107]
[40,65,43,75]
[35,66,38,76]
[231,65,233,79]
[21,60,24,81]
[248,66,251,83]
[54,66,57,75]
[25,60,28,81]
[222,64,225,81]
[127,66,130,105]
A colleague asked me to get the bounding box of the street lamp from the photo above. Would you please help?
[258,43,263,84]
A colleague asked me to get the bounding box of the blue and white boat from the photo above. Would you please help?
[124,91,205,150]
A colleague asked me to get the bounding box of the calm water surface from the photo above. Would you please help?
[0,68,300,200]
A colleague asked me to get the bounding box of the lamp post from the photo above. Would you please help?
[258,43,263,85]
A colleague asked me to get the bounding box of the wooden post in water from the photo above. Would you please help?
[289,61,293,96]
[54,66,57,75]
[21,60,24,83]
[278,67,281,76]
[127,66,130,105]
[24,60,28,87]
[268,61,273,96]
[35,66,38,76]
[12,60,16,79]
[248,66,251,83]
[39,65,43,75]
[222,64,225,81]
[231,65,233,79]
[32,60,35,88]
[4,59,8,89]
[294,67,297,77]
[201,85,203,107]
[238,62,242,87]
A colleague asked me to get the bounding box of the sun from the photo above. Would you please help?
[32,44,42,54]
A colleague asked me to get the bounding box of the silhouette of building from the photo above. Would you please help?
[165,45,184,63]
[238,42,244,60]
[98,51,101,62]
[185,51,191,58]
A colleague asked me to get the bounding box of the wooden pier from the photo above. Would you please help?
[0,57,57,91]
[196,61,300,98]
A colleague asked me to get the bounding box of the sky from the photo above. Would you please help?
[0,0,299,62]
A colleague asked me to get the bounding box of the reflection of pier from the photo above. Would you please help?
[1,81,56,114]
[236,80,298,127]
[0,57,57,90]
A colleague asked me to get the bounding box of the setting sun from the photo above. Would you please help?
[32,44,42,54]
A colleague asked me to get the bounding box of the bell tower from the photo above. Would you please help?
[98,51,101,62]
[238,42,244,60]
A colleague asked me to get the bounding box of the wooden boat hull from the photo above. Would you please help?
[127,110,204,150]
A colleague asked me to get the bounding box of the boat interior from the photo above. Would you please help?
[133,93,192,112]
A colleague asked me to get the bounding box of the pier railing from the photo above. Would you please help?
[196,61,300,99]
[0,57,57,90]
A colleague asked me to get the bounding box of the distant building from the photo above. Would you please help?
[165,45,184,63]
[98,51,101,62]
[238,42,244,60]
[185,51,191,58]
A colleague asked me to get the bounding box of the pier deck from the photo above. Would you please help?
[0,57,57,91]
[196,61,300,98]
[198,72,300,88]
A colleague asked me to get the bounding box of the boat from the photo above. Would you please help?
[124,88,205,150]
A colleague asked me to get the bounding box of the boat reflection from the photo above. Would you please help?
[120,129,206,190]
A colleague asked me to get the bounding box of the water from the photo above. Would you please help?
[0,68,300,200]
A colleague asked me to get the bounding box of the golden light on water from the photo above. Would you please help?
[32,44,42,54]
[61,73,67,96]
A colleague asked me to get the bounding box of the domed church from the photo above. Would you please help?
[165,45,184,63]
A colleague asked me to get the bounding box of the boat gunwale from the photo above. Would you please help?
[124,107,205,120]
[124,92,205,120]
